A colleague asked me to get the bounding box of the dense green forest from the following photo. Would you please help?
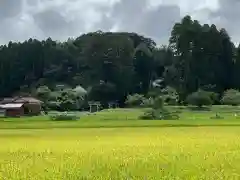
[1,15,240,107]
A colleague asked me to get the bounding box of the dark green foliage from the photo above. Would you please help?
[148,86,179,105]
[125,94,146,107]
[133,43,154,94]
[88,82,117,107]
[39,86,86,111]
[46,101,61,111]
[56,89,78,111]
[36,86,51,102]
[0,16,239,106]
[209,92,220,104]
[50,112,79,121]
[221,89,240,106]
[161,86,179,105]
[141,98,154,108]
[0,32,152,102]
[139,96,180,120]
[152,96,164,109]
[147,87,163,98]
[169,16,235,100]
[186,90,213,108]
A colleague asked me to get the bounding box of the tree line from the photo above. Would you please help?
[1,15,240,108]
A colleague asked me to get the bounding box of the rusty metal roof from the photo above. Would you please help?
[0,103,24,109]
[0,97,42,104]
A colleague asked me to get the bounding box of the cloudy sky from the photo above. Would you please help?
[0,0,238,45]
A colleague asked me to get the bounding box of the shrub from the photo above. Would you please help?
[221,89,240,106]
[209,92,219,104]
[36,85,51,102]
[147,86,179,105]
[186,90,213,108]
[147,88,162,98]
[210,113,224,120]
[139,109,155,120]
[161,86,179,105]
[152,96,164,109]
[50,112,79,121]
[139,96,179,120]
[140,98,154,108]
[46,101,61,111]
[139,108,179,120]
[125,94,146,107]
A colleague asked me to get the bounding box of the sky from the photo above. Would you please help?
[0,0,238,45]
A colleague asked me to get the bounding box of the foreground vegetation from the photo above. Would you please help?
[1,126,240,179]
[0,107,239,179]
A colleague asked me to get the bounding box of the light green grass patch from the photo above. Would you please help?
[1,107,240,129]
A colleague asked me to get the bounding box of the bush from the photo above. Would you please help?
[50,112,79,121]
[210,113,224,120]
[186,90,213,108]
[221,89,240,106]
[209,92,220,104]
[36,85,51,101]
[125,94,146,107]
[147,86,179,105]
[147,88,162,98]
[139,109,155,120]
[152,96,164,109]
[139,108,179,120]
[139,96,179,120]
[140,98,154,108]
[161,86,179,105]
[46,101,61,111]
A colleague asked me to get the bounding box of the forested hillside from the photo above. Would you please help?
[0,16,239,106]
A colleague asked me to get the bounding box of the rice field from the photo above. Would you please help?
[1,126,240,179]
[1,107,240,179]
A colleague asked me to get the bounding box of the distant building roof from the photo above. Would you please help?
[0,103,24,109]
[0,97,19,104]
[15,97,43,104]
[0,97,42,104]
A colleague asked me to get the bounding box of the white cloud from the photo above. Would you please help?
[209,0,240,42]
[0,0,239,45]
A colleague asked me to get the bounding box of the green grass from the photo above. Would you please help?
[1,107,240,179]
[0,107,240,129]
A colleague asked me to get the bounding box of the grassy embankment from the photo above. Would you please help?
[1,106,240,129]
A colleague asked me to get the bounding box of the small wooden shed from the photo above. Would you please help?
[0,103,24,117]
[15,97,43,115]
[0,97,43,117]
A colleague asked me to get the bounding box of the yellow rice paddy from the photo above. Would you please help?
[1,127,240,179]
